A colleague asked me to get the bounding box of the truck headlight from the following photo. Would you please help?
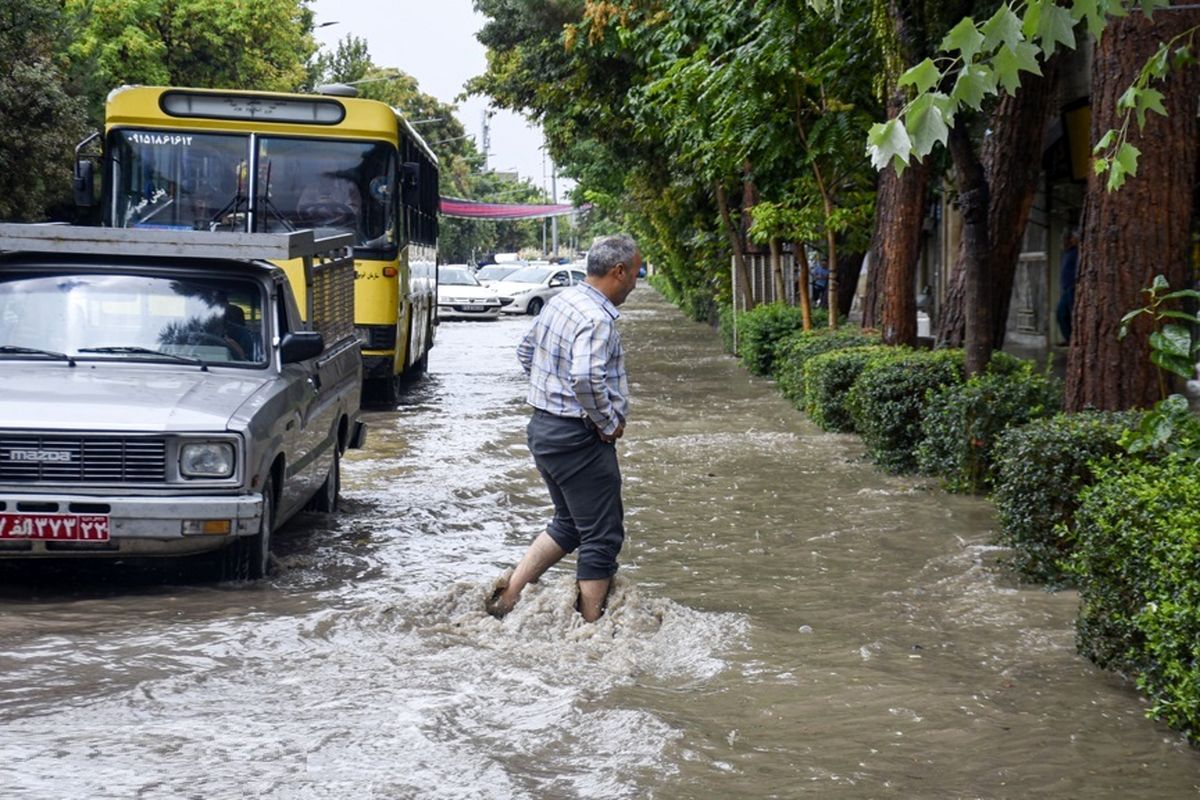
[180,442,236,478]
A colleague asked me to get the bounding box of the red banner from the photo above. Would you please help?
[439,196,588,221]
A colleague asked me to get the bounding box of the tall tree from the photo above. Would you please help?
[0,0,89,221]
[65,0,317,119]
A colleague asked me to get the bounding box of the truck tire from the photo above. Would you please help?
[310,447,340,513]
[220,475,274,580]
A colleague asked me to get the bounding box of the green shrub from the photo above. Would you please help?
[848,349,965,473]
[803,345,902,432]
[718,304,736,355]
[916,362,1063,494]
[990,411,1137,584]
[736,303,809,375]
[773,327,880,405]
[1072,454,1200,742]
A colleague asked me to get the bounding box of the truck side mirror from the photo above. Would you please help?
[401,161,420,205]
[73,159,95,208]
[280,331,325,363]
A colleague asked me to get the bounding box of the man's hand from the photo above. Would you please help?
[598,422,625,443]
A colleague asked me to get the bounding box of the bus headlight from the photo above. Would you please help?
[180,442,236,478]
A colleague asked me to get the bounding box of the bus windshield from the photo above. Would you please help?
[108,130,397,254]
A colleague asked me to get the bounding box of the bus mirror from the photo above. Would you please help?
[73,159,95,208]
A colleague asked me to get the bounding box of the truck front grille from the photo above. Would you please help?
[0,435,168,483]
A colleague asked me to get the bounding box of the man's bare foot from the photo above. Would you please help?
[485,570,515,618]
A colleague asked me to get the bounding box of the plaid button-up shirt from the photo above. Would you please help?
[517,282,628,436]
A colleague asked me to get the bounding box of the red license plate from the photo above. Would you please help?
[0,513,110,541]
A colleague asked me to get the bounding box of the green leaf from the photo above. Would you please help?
[1093,156,1109,176]
[1160,289,1200,302]
[951,63,997,110]
[1037,2,1077,56]
[1134,87,1167,128]
[1022,0,1043,40]
[1093,129,1117,153]
[1158,309,1200,324]
[1071,0,1108,38]
[981,4,1023,51]
[866,119,912,171]
[1147,43,1171,78]
[1152,274,1170,290]
[1106,142,1140,191]
[898,58,941,94]
[1118,307,1146,338]
[1157,324,1193,358]
[941,18,985,64]
[1138,0,1170,17]
[1150,349,1196,379]
[906,94,950,158]
[993,41,1042,93]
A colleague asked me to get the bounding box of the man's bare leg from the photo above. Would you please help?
[577,578,611,623]
[488,532,567,617]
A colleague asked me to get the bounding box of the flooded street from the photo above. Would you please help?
[1,286,1198,798]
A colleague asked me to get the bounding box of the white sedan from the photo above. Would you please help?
[493,265,587,315]
[437,265,505,320]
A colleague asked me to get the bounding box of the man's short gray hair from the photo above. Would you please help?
[586,234,639,277]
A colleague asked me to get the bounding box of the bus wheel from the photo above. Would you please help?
[367,375,401,406]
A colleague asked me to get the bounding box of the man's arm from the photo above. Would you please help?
[516,325,536,375]
[569,319,619,436]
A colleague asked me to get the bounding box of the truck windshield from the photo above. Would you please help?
[108,130,397,255]
[0,272,266,367]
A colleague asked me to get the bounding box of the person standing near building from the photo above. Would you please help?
[487,234,642,623]
[1056,228,1080,343]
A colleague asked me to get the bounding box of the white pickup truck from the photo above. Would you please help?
[0,225,365,578]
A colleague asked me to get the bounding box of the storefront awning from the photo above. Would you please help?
[439,196,588,221]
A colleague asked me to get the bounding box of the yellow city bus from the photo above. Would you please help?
[91,85,438,403]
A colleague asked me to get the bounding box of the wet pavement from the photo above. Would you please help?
[0,286,1197,798]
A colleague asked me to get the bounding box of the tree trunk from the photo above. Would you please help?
[948,123,992,376]
[795,242,813,330]
[937,58,1060,348]
[1066,7,1200,410]
[865,97,929,343]
[716,181,755,311]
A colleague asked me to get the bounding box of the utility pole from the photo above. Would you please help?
[481,109,492,171]
[551,164,559,258]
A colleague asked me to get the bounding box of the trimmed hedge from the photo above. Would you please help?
[1072,453,1200,742]
[990,411,1136,584]
[803,345,902,432]
[773,326,880,405]
[848,349,965,473]
[916,363,1063,494]
[736,303,832,376]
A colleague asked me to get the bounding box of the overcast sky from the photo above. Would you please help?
[310,0,572,199]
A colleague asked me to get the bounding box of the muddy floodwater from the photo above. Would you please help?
[1,287,1198,799]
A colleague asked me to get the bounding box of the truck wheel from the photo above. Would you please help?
[220,475,274,580]
[527,297,544,316]
[311,447,340,513]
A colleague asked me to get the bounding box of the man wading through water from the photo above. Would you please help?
[487,234,642,623]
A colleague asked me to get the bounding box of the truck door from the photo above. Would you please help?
[275,282,334,515]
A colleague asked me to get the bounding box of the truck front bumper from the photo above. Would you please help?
[0,492,263,558]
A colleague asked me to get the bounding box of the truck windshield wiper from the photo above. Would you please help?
[0,345,77,367]
[77,346,209,371]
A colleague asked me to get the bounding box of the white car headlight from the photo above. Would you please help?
[180,442,236,478]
